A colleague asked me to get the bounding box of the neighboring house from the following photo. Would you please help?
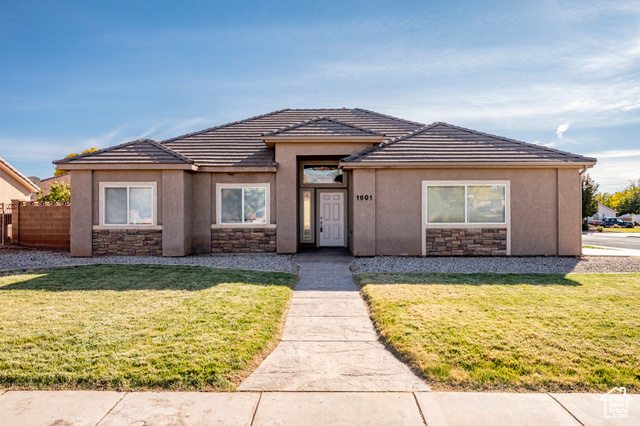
[588,202,618,221]
[33,173,71,199]
[0,156,40,205]
[619,213,640,223]
[54,108,597,258]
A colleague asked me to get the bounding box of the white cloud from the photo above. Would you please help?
[585,149,640,159]
[556,122,570,139]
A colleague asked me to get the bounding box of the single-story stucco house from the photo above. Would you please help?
[54,108,596,257]
[0,156,40,205]
[588,202,618,221]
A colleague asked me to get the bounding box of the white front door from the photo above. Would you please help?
[319,192,345,247]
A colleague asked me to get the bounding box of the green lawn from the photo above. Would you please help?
[357,273,640,392]
[602,227,640,233]
[0,265,296,391]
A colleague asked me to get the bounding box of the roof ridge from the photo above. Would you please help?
[159,108,292,144]
[353,107,426,127]
[0,156,40,191]
[53,139,194,164]
[341,123,440,163]
[263,116,383,137]
[430,122,597,162]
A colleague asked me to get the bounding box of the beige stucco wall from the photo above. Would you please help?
[0,168,32,204]
[359,167,582,256]
[275,142,373,253]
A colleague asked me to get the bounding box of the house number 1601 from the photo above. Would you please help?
[356,195,373,201]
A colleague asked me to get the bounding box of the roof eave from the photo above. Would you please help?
[340,161,597,170]
[56,163,199,171]
[0,160,40,192]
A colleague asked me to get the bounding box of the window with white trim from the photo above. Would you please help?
[218,184,269,225]
[103,185,154,225]
[425,184,506,224]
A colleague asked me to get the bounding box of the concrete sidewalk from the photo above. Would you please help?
[238,250,427,392]
[1,390,637,425]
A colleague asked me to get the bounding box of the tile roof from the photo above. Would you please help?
[52,110,596,169]
[341,122,597,165]
[0,156,40,192]
[263,116,384,137]
[159,108,422,167]
[54,139,194,164]
[37,173,71,194]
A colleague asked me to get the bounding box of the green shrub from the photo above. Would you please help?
[582,223,589,231]
[597,226,604,232]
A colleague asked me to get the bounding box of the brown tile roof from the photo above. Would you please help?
[263,116,384,137]
[160,108,422,166]
[54,139,194,164]
[341,122,597,165]
[37,173,71,194]
[0,156,40,192]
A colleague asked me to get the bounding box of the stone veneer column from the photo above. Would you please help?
[70,170,92,257]
[351,168,376,256]
[162,170,191,256]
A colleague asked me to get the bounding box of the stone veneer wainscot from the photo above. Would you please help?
[92,229,162,256]
[425,228,507,256]
[211,227,276,253]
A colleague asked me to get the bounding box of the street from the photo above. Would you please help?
[582,231,640,251]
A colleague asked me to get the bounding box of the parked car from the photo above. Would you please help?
[586,219,606,227]
[603,218,635,228]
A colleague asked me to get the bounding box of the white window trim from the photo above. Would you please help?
[99,182,158,228]
[216,183,270,227]
[421,180,511,256]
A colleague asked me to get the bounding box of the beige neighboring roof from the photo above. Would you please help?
[0,156,40,192]
[54,139,195,165]
[37,173,71,194]
[341,122,598,167]
[263,116,384,138]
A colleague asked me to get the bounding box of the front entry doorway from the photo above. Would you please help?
[318,192,345,247]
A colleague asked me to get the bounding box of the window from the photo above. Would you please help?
[218,184,269,225]
[103,185,154,225]
[425,183,507,224]
[302,164,344,185]
[300,189,314,242]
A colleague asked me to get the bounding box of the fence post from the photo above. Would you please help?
[11,199,20,244]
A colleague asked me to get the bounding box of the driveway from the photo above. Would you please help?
[583,231,640,251]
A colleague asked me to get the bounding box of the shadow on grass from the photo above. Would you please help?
[0,264,296,292]
[356,272,582,287]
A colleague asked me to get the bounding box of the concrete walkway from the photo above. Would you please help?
[238,249,428,392]
[1,390,637,425]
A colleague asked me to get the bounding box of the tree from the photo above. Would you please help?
[582,174,599,219]
[35,181,70,202]
[616,179,640,215]
[54,147,98,176]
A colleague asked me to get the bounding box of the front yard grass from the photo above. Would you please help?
[357,273,640,392]
[0,265,296,391]
[602,227,640,233]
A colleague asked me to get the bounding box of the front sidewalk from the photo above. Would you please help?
[1,389,637,425]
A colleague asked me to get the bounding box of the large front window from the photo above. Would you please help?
[103,185,154,225]
[218,184,268,225]
[425,183,507,224]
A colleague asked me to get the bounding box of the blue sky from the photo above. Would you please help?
[1,0,638,193]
